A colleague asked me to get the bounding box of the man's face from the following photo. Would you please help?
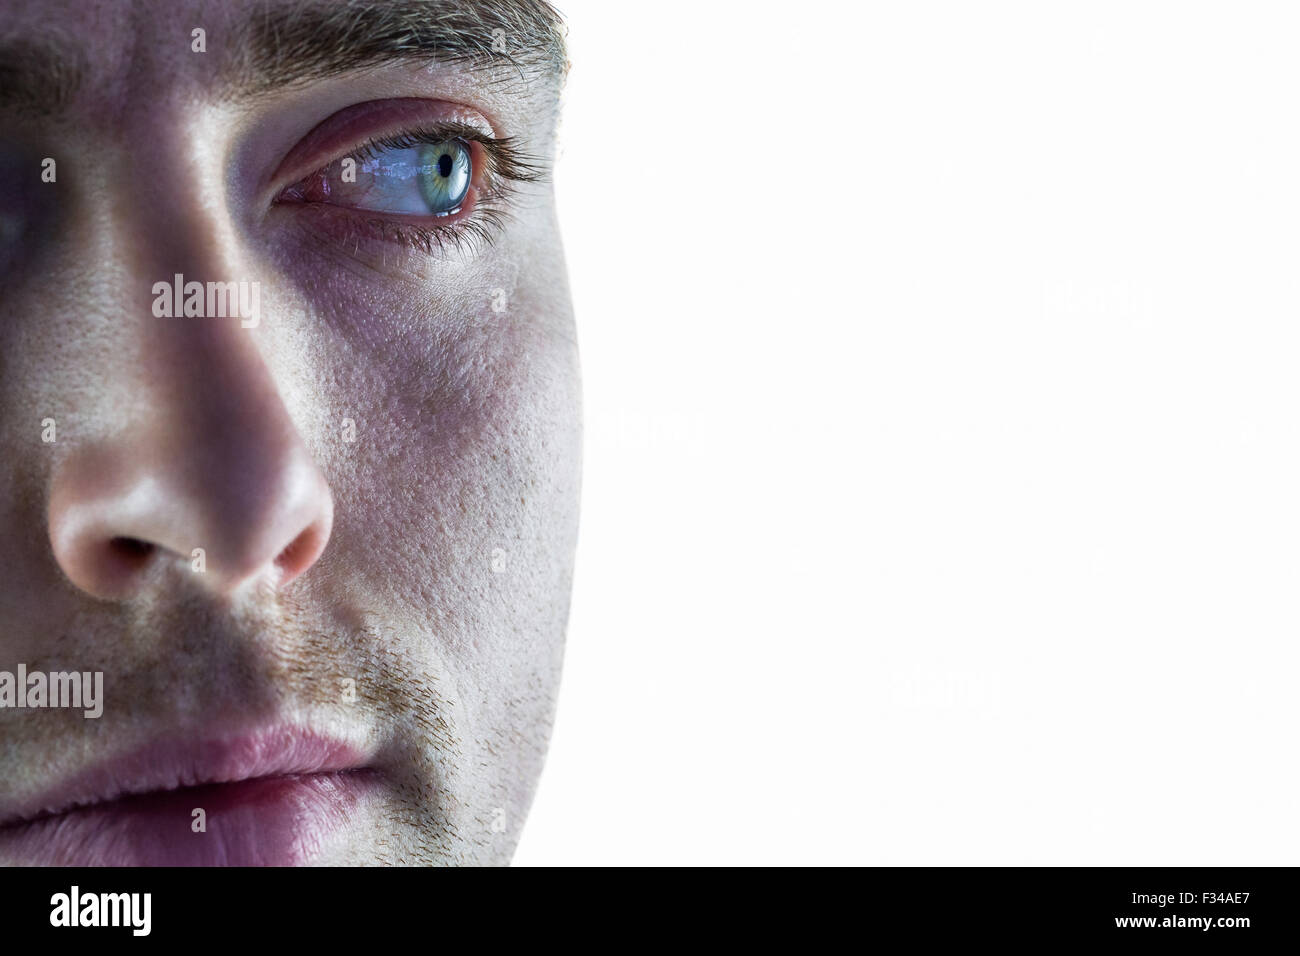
[0,0,579,865]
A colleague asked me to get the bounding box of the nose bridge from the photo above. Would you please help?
[75,114,263,368]
[52,122,248,354]
[105,101,239,284]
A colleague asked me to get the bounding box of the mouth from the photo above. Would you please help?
[0,726,381,865]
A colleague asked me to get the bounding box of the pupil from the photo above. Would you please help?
[437,152,453,178]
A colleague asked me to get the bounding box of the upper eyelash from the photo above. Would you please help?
[282,121,546,255]
[348,122,546,189]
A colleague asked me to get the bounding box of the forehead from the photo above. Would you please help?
[0,0,566,122]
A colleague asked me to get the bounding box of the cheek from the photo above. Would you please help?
[299,273,579,655]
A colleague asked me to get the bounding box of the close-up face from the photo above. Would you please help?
[0,0,579,865]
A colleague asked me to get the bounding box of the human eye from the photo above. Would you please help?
[271,100,543,256]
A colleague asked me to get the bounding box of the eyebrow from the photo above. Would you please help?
[0,0,567,118]
[0,37,83,119]
[227,0,569,99]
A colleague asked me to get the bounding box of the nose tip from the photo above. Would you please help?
[48,445,334,601]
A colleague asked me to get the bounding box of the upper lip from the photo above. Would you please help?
[0,725,372,829]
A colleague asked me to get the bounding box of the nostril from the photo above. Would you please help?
[273,524,327,585]
[108,536,155,569]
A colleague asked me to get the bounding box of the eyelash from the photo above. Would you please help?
[277,121,544,255]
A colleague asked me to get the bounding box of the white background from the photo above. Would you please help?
[514,0,1300,865]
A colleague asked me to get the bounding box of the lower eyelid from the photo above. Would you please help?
[274,183,509,258]
[278,182,481,225]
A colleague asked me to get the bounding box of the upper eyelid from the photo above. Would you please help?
[345,124,493,169]
[269,99,505,190]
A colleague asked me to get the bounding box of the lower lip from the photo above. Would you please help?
[0,770,379,865]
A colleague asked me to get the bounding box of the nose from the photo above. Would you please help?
[47,328,334,602]
[39,115,334,603]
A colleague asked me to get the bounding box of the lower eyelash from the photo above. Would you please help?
[286,199,511,258]
[358,203,512,256]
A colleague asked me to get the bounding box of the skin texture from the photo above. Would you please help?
[0,0,579,865]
